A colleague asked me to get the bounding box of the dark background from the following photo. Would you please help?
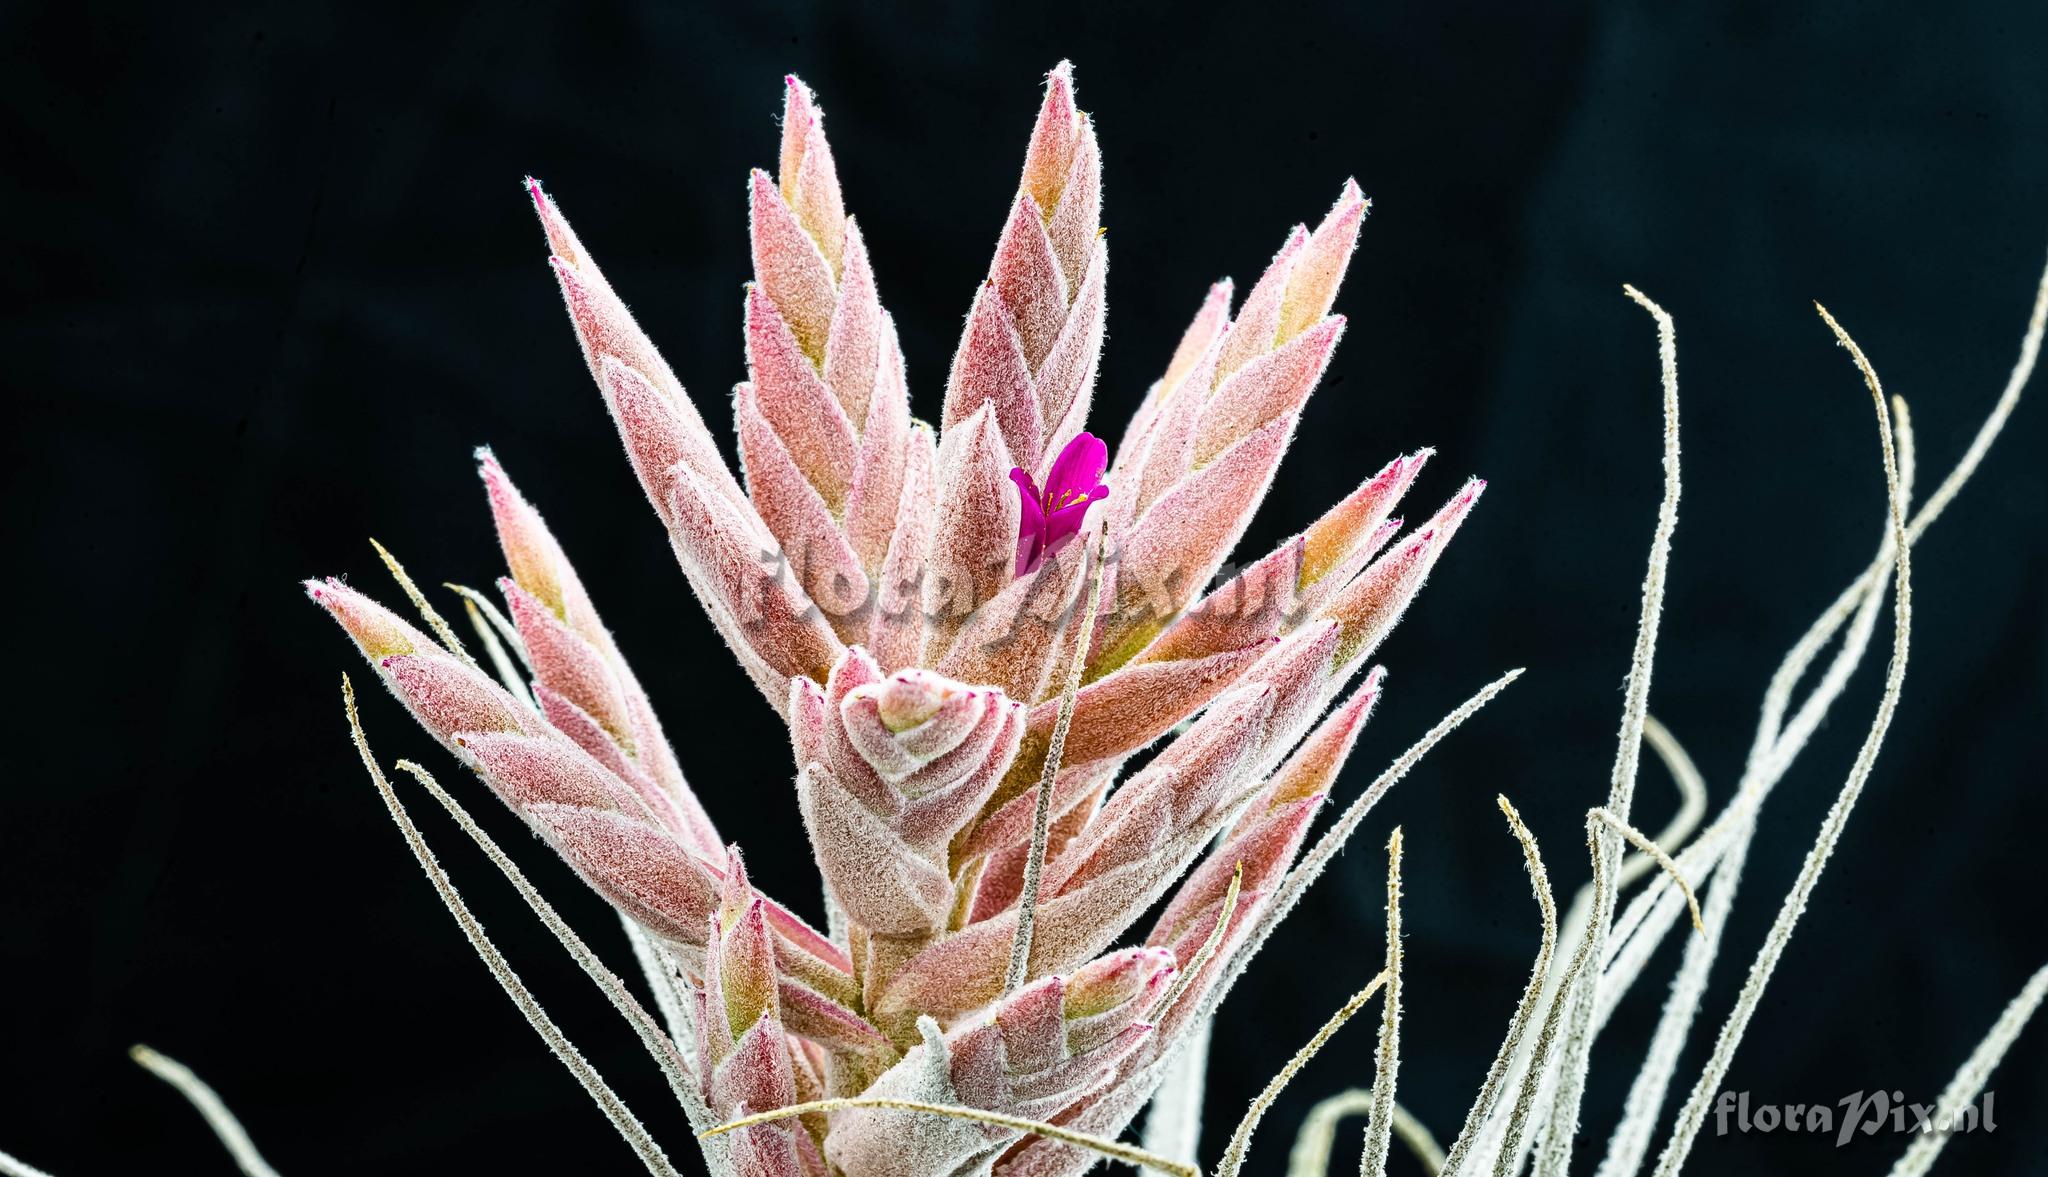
[6,2,2045,1174]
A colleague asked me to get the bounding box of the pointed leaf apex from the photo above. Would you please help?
[526,180,582,266]
[307,577,421,659]
[719,844,753,927]
[1432,477,1488,524]
[1047,59,1075,90]
[1022,62,1085,217]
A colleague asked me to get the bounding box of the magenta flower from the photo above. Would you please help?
[1011,431,1109,576]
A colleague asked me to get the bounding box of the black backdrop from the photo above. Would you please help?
[7,2,2046,1174]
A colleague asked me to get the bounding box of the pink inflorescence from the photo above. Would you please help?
[309,60,1494,1177]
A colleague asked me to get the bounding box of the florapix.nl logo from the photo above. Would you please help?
[1713,1090,1999,1147]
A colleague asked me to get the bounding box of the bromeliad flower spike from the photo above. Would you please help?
[310,61,1498,1176]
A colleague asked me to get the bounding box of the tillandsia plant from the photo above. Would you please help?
[41,61,2048,1177]
[303,61,1494,1177]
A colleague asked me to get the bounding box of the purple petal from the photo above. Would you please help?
[1012,467,1047,575]
[1044,431,1109,504]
